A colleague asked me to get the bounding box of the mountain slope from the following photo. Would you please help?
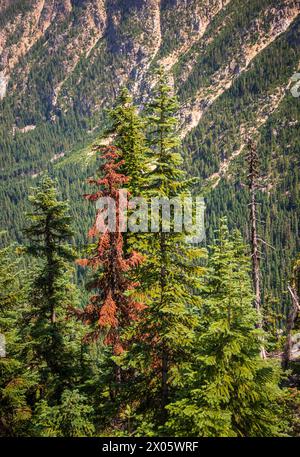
[0,0,299,307]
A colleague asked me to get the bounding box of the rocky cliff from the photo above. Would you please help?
[0,0,299,301]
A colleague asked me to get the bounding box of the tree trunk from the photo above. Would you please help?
[161,345,168,421]
[160,231,169,422]
[250,191,264,328]
[282,285,300,369]
[45,214,55,325]
[247,141,266,359]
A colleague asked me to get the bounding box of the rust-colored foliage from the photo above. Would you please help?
[76,146,145,354]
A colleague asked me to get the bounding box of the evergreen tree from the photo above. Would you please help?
[31,389,95,437]
[23,175,80,397]
[106,88,150,256]
[75,145,145,415]
[106,87,148,197]
[165,220,286,437]
[76,145,145,349]
[120,69,206,428]
[246,139,266,360]
[0,240,32,436]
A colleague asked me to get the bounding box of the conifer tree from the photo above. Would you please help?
[0,240,32,436]
[106,88,150,257]
[23,175,80,390]
[121,69,205,427]
[246,140,261,313]
[165,220,285,437]
[106,88,148,197]
[76,145,145,360]
[73,145,146,429]
[31,389,95,437]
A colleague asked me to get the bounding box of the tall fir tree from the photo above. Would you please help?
[119,69,206,429]
[106,88,150,256]
[0,240,32,436]
[165,219,286,437]
[76,146,145,349]
[23,175,81,398]
[106,87,148,197]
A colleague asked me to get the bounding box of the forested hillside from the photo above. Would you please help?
[0,0,299,304]
[0,0,300,438]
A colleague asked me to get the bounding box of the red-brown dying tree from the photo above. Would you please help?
[76,146,145,357]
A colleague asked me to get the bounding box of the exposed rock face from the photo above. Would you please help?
[0,1,72,73]
[0,71,7,99]
[179,0,300,137]
[0,1,299,302]
[291,333,300,360]
[0,0,12,13]
[1,0,298,130]
[0,0,299,158]
[159,0,231,72]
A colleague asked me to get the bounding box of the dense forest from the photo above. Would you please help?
[1,73,300,437]
[1,0,299,311]
[0,0,300,440]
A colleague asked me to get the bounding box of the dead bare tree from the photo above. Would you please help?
[246,139,266,358]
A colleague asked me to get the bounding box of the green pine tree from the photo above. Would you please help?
[105,88,150,255]
[22,175,82,399]
[0,237,33,436]
[106,87,149,197]
[119,69,206,429]
[31,389,95,437]
[165,219,287,437]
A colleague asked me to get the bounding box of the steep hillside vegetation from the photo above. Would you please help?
[0,0,299,310]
